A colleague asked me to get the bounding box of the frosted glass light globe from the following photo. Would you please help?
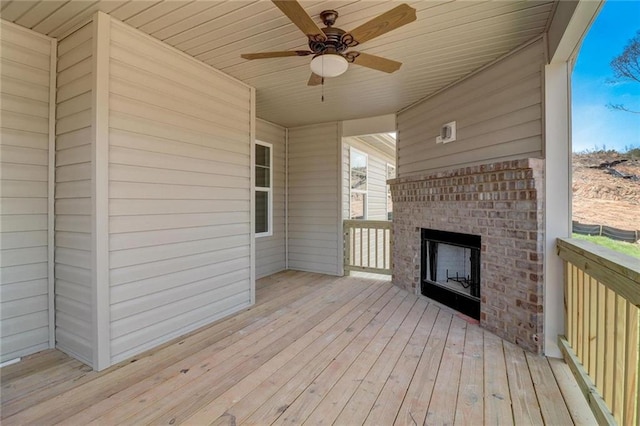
[310,54,348,78]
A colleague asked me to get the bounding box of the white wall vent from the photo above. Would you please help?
[436,121,456,144]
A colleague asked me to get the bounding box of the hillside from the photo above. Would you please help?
[572,151,640,231]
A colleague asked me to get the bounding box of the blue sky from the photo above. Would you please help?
[572,0,640,153]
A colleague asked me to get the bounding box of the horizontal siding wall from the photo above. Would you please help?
[255,119,286,279]
[54,21,94,365]
[107,19,253,364]
[0,20,53,362]
[288,123,340,276]
[397,39,545,177]
[343,137,395,221]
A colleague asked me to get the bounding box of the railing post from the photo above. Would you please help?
[344,224,351,276]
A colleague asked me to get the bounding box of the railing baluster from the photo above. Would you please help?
[577,269,584,360]
[359,226,363,269]
[383,228,387,269]
[604,288,615,407]
[624,301,638,426]
[588,276,597,378]
[566,265,573,347]
[374,228,378,269]
[614,295,627,423]
[596,281,605,391]
[582,271,590,370]
[354,227,358,266]
[571,265,579,348]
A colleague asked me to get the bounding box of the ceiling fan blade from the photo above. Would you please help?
[241,51,313,60]
[351,52,402,73]
[272,0,326,40]
[308,73,323,86]
[347,4,416,45]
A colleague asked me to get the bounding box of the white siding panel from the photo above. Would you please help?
[110,223,249,251]
[397,40,545,176]
[1,278,48,302]
[110,288,250,363]
[1,93,49,118]
[1,58,49,86]
[54,21,94,365]
[0,20,53,362]
[255,119,286,279]
[107,19,252,364]
[287,123,340,275]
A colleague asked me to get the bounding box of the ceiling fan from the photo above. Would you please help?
[241,1,417,86]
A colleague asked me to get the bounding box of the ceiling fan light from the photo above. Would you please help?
[310,54,348,78]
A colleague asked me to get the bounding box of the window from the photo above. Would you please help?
[350,148,367,219]
[255,141,272,237]
[386,163,395,220]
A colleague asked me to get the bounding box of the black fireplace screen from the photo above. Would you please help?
[421,229,481,319]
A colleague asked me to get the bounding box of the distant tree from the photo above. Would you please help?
[607,31,640,114]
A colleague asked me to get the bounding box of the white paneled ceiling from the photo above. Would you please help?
[0,0,556,127]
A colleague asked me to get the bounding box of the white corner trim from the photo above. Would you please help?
[250,87,256,305]
[91,11,111,371]
[48,37,57,349]
[337,122,344,276]
[285,127,289,270]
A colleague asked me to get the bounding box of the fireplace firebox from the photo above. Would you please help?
[421,229,481,319]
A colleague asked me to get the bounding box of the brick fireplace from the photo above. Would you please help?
[389,159,545,353]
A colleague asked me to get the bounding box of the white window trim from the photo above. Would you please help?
[255,140,273,238]
[349,147,368,220]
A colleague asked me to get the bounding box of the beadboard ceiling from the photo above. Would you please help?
[1,0,556,128]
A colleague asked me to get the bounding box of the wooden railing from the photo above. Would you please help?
[557,238,640,425]
[343,220,393,276]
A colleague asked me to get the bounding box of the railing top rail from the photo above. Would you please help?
[557,238,640,306]
[343,219,392,228]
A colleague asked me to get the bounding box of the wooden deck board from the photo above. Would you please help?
[333,298,429,425]
[483,330,514,425]
[302,296,421,425]
[426,315,467,425]
[454,322,484,425]
[393,309,453,425]
[363,302,440,425]
[254,289,408,425]
[212,284,400,425]
[1,271,595,425]
[504,340,544,425]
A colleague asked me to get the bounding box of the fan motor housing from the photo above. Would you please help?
[309,10,359,54]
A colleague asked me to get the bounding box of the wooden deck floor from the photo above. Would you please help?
[1,271,596,425]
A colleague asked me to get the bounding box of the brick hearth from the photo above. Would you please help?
[389,159,545,353]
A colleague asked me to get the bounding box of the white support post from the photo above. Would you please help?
[544,61,572,358]
[543,0,603,359]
